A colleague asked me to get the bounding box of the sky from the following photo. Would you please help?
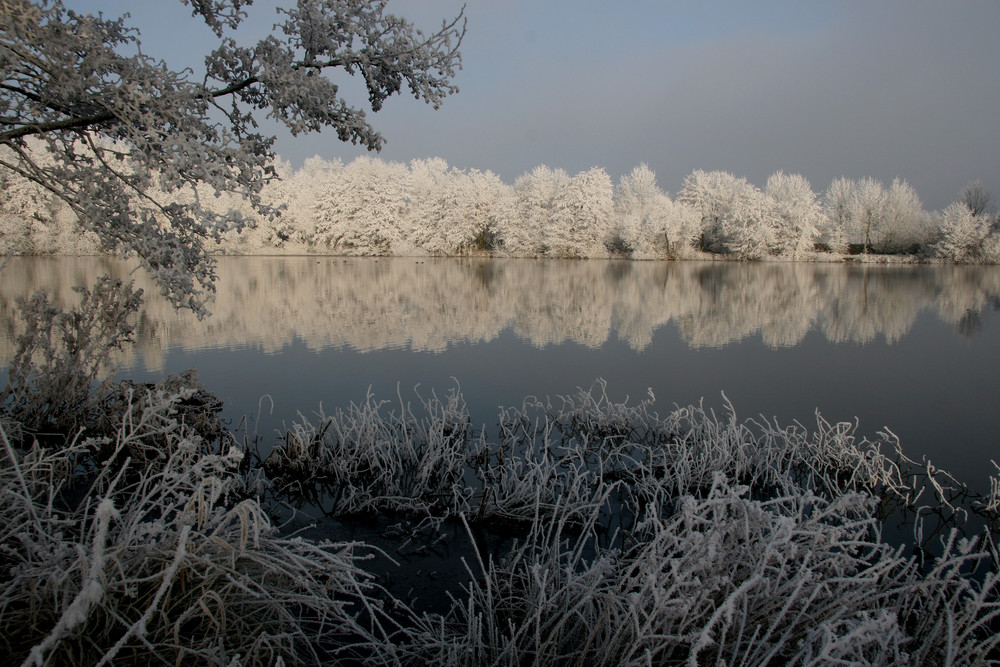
[79,0,1000,211]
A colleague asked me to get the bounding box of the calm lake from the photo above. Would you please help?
[2,255,999,493]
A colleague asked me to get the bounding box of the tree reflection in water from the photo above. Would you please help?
[2,257,998,368]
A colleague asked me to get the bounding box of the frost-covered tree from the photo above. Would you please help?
[405,162,518,254]
[463,168,518,252]
[402,157,489,255]
[678,169,777,260]
[851,177,885,255]
[310,156,409,254]
[765,171,822,258]
[613,163,660,255]
[513,166,614,258]
[878,177,930,253]
[0,141,103,254]
[822,177,929,255]
[821,177,854,254]
[0,0,465,314]
[271,155,342,248]
[958,180,996,219]
[512,165,571,256]
[563,167,614,257]
[933,202,999,264]
[614,164,697,258]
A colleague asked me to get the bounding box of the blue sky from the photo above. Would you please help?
[80,0,1000,210]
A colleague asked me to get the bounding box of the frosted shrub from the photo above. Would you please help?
[94,369,226,467]
[0,277,142,437]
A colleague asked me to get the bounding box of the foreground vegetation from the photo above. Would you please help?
[1,282,998,665]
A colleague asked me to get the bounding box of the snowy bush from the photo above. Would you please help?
[933,202,1000,264]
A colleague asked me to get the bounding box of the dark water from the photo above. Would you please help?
[2,255,999,493]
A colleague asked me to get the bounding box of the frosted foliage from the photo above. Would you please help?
[881,178,932,253]
[934,202,1000,264]
[512,165,615,257]
[565,167,615,255]
[0,145,101,255]
[0,0,465,315]
[402,158,511,254]
[512,165,571,255]
[678,169,778,259]
[821,177,854,254]
[0,146,980,264]
[310,155,409,253]
[614,164,697,259]
[766,170,823,258]
[404,157,464,253]
[823,177,931,254]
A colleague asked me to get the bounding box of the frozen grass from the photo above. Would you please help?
[265,385,477,520]
[265,380,997,558]
[0,386,404,666]
[3,371,998,663]
[398,476,999,666]
[260,381,1000,664]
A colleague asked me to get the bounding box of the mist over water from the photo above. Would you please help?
[2,256,999,491]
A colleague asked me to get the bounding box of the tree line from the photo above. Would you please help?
[1,145,997,263]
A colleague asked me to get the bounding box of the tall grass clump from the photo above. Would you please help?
[0,383,406,666]
[265,385,477,519]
